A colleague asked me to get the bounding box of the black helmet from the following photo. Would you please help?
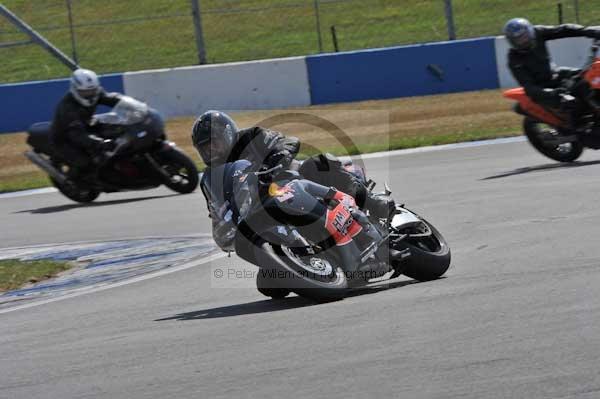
[503,18,536,51]
[191,110,238,165]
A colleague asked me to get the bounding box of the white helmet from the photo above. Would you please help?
[70,68,101,107]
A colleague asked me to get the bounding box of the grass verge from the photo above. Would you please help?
[1,0,596,83]
[0,89,523,193]
[0,259,73,292]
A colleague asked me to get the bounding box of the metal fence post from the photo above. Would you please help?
[313,0,323,53]
[330,25,339,52]
[190,0,207,64]
[444,0,456,41]
[0,4,78,70]
[558,3,563,24]
[574,0,580,24]
[65,0,78,64]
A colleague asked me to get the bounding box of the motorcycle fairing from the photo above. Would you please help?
[268,182,295,203]
[584,58,600,89]
[324,190,362,246]
[503,87,566,127]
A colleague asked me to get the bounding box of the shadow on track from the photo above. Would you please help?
[481,160,600,180]
[155,296,314,321]
[155,279,422,321]
[14,194,178,214]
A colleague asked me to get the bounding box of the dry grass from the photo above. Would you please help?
[0,89,521,191]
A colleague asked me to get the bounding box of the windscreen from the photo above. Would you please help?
[94,96,149,125]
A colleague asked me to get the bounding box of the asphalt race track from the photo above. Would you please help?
[2,138,600,398]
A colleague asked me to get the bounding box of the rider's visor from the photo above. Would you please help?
[77,88,99,100]
[198,139,229,164]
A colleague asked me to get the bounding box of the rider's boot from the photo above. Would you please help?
[559,94,585,132]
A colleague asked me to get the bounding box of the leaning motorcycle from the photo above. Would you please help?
[25,97,198,203]
[201,159,450,302]
[504,40,600,162]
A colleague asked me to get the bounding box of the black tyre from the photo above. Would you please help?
[392,214,451,281]
[254,241,348,303]
[523,117,583,162]
[51,178,100,203]
[256,271,291,299]
[157,149,199,194]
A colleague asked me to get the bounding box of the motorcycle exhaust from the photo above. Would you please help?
[24,150,68,185]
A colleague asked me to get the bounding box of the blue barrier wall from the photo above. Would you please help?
[0,37,501,133]
[0,74,123,133]
[306,37,499,105]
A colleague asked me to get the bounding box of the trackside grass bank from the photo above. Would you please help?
[2,0,598,82]
[0,89,522,193]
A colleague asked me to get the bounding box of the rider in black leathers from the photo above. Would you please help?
[504,18,600,120]
[51,68,122,176]
[191,110,393,219]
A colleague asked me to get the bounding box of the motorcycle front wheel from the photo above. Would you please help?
[391,210,451,281]
[157,148,199,194]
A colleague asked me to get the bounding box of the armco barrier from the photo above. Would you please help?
[122,56,311,118]
[495,36,594,88]
[0,74,124,133]
[306,37,500,105]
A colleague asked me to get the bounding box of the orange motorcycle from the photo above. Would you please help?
[504,41,600,162]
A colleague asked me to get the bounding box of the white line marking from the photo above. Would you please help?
[0,251,226,315]
[0,136,525,200]
[0,187,57,199]
[351,136,526,160]
[0,234,214,252]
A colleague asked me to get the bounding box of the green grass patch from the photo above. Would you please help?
[298,126,522,157]
[0,127,520,193]
[0,173,51,194]
[0,259,73,292]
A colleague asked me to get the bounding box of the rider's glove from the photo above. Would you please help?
[267,150,293,169]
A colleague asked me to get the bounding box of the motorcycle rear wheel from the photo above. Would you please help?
[523,117,583,162]
[51,177,100,203]
[256,241,348,302]
[256,271,291,299]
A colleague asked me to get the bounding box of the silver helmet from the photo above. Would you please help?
[70,68,101,107]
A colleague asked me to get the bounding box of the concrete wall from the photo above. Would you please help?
[122,57,311,118]
[495,36,594,88]
[306,37,499,105]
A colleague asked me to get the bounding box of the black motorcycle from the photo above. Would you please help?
[25,97,198,203]
[201,158,450,302]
